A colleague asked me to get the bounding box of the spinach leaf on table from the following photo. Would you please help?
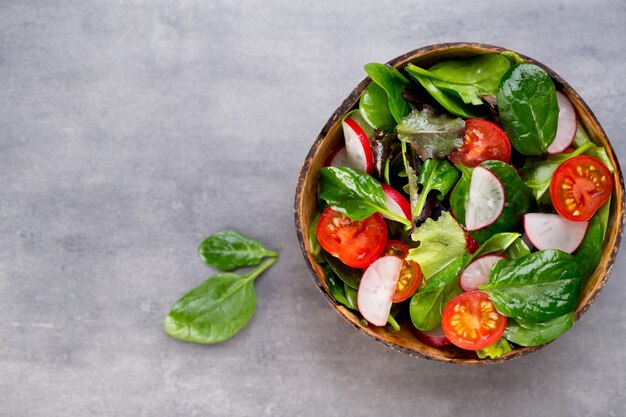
[480,250,583,322]
[413,158,460,220]
[164,258,277,344]
[396,106,466,160]
[198,230,278,271]
[364,63,411,123]
[359,82,396,132]
[504,313,574,346]
[318,166,411,225]
[497,63,559,155]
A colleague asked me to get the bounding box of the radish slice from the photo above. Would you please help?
[325,145,351,167]
[521,233,534,251]
[465,167,505,231]
[342,117,374,174]
[357,256,403,326]
[459,254,505,292]
[414,326,452,347]
[547,91,577,154]
[382,184,411,222]
[524,213,588,253]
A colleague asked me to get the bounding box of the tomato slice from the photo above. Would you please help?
[316,207,387,268]
[381,240,422,302]
[448,119,511,168]
[550,155,613,222]
[442,291,507,350]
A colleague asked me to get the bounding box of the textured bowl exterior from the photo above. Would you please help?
[294,43,625,364]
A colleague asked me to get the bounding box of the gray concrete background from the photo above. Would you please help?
[1,0,625,416]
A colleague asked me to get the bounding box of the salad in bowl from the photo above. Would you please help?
[295,43,624,363]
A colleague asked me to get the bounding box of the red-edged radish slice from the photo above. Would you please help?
[547,91,577,154]
[382,184,411,222]
[465,167,505,231]
[414,325,452,347]
[524,213,588,253]
[521,233,534,251]
[325,145,350,167]
[459,254,505,292]
[357,256,403,326]
[342,116,374,174]
[346,109,375,138]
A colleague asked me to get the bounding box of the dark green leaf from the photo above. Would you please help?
[324,266,351,308]
[476,338,512,359]
[480,250,583,322]
[198,230,277,271]
[497,64,559,155]
[318,166,411,225]
[323,251,362,289]
[364,63,410,123]
[164,258,277,344]
[308,213,324,264]
[409,254,467,331]
[504,313,574,346]
[396,107,466,160]
[414,158,460,218]
[359,83,396,132]
[574,214,603,279]
[344,284,359,310]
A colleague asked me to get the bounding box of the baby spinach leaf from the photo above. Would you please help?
[405,67,489,118]
[414,159,460,219]
[409,254,466,331]
[324,266,352,309]
[364,63,410,123]
[480,250,583,322]
[571,122,614,173]
[472,232,521,259]
[476,338,512,359]
[396,107,466,160]
[198,230,278,271]
[574,214,603,279]
[359,82,396,132]
[405,55,510,106]
[497,64,559,155]
[407,211,467,279]
[318,167,411,225]
[323,251,362,289]
[503,236,532,260]
[504,313,574,346]
[501,51,525,66]
[308,213,324,264]
[343,283,359,310]
[164,258,277,344]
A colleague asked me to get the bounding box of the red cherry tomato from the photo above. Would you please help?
[448,119,511,168]
[442,291,507,350]
[381,240,422,302]
[550,155,613,222]
[316,207,387,268]
[465,232,479,254]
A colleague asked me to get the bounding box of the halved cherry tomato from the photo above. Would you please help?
[448,119,511,168]
[442,291,507,350]
[381,240,422,302]
[316,207,387,268]
[550,155,613,222]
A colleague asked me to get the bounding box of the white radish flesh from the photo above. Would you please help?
[547,91,577,154]
[465,167,505,231]
[382,184,411,222]
[524,213,588,254]
[357,256,403,326]
[326,145,351,168]
[342,117,373,174]
[459,254,505,292]
[414,326,452,347]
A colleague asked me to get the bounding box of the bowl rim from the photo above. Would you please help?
[294,42,626,364]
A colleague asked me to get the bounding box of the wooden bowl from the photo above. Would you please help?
[294,42,625,364]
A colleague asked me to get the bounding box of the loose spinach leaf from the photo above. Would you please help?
[364,63,410,123]
[497,64,559,155]
[472,232,521,259]
[574,214,603,279]
[480,250,583,322]
[308,213,324,264]
[407,211,467,279]
[164,258,277,344]
[400,141,421,222]
[323,251,362,289]
[504,313,574,346]
[409,254,466,331]
[359,82,396,132]
[405,67,489,118]
[198,230,278,271]
[503,236,532,260]
[451,161,533,243]
[396,107,466,160]
[318,166,411,225]
[405,55,510,106]
[414,159,460,219]
[476,338,512,359]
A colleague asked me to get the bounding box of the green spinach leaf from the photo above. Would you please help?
[164,258,277,344]
[480,250,583,322]
[503,236,532,260]
[396,107,466,160]
[318,166,411,225]
[359,82,396,132]
[571,122,614,172]
[497,64,559,155]
[364,63,410,123]
[308,213,324,264]
[324,266,352,309]
[574,214,603,279]
[476,338,512,359]
[323,251,362,289]
[414,158,460,219]
[501,51,525,66]
[344,284,359,310]
[198,230,278,271]
[472,232,521,259]
[504,313,574,346]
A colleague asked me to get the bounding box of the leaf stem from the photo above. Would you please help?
[245,257,278,282]
[263,250,279,258]
[387,314,401,331]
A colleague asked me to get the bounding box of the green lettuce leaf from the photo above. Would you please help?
[476,338,512,359]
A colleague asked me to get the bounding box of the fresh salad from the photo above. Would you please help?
[309,51,615,359]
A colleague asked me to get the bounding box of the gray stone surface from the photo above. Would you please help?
[1,0,625,415]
